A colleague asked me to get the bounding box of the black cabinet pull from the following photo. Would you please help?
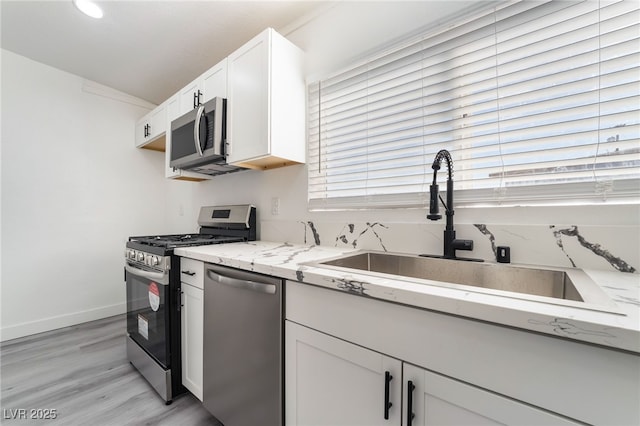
[407,380,415,426]
[181,270,196,276]
[384,371,393,420]
[193,89,203,109]
[143,123,150,138]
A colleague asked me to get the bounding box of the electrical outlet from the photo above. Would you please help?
[271,197,280,215]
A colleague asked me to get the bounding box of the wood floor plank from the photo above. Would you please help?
[0,315,220,425]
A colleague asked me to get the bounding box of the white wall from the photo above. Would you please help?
[0,50,168,341]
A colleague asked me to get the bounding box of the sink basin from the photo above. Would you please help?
[308,251,620,313]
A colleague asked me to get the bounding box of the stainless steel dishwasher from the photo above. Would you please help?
[203,263,283,426]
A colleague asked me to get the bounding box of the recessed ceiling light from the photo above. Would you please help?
[73,0,103,19]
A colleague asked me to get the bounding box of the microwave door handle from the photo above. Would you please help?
[213,98,224,156]
[193,104,205,157]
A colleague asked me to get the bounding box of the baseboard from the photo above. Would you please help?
[0,302,126,342]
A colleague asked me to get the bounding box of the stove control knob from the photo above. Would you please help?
[128,250,135,259]
[136,252,145,262]
[151,256,160,266]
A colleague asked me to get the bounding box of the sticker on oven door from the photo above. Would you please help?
[148,282,160,312]
[138,314,149,340]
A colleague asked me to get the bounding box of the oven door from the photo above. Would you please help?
[125,264,171,368]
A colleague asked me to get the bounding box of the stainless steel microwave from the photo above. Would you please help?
[170,97,242,175]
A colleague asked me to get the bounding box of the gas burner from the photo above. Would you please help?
[128,234,246,251]
[127,204,256,256]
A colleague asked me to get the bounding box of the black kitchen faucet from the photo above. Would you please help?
[424,149,482,261]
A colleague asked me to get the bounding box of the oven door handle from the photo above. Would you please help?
[193,103,205,157]
[207,269,277,295]
[125,264,169,285]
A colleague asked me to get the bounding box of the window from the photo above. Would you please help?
[307,0,640,210]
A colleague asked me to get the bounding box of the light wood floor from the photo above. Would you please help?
[0,314,220,425]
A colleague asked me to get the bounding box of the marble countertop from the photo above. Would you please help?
[175,241,640,353]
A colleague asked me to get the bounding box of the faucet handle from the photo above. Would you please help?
[453,239,474,251]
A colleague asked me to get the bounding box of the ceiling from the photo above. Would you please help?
[1,1,485,106]
[1,0,330,104]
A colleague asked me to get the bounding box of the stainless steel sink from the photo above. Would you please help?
[308,251,620,313]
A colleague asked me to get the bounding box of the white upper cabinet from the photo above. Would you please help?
[135,28,305,176]
[179,59,228,115]
[226,28,305,169]
[135,102,167,150]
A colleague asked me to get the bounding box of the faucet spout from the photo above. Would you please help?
[425,149,481,261]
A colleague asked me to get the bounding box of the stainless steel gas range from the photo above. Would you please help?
[124,205,256,404]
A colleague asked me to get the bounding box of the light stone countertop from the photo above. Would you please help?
[175,241,640,353]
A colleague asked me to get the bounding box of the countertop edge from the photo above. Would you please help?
[175,241,640,354]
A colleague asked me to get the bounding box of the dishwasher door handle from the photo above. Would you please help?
[207,270,277,295]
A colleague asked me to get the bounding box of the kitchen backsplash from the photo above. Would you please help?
[261,220,639,274]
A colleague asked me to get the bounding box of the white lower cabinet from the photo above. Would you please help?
[180,258,204,401]
[403,364,579,426]
[286,321,580,426]
[285,321,401,425]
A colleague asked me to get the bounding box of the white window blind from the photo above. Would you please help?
[307,0,640,210]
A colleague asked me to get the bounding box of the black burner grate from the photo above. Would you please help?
[129,234,243,249]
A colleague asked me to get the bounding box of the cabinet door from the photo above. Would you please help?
[179,79,201,115]
[285,321,402,426]
[149,104,166,138]
[181,282,204,401]
[403,364,581,426]
[200,58,228,103]
[227,29,269,164]
[134,116,149,147]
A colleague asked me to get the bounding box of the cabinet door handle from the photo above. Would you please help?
[193,92,197,109]
[181,270,196,276]
[384,371,393,420]
[407,380,415,426]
